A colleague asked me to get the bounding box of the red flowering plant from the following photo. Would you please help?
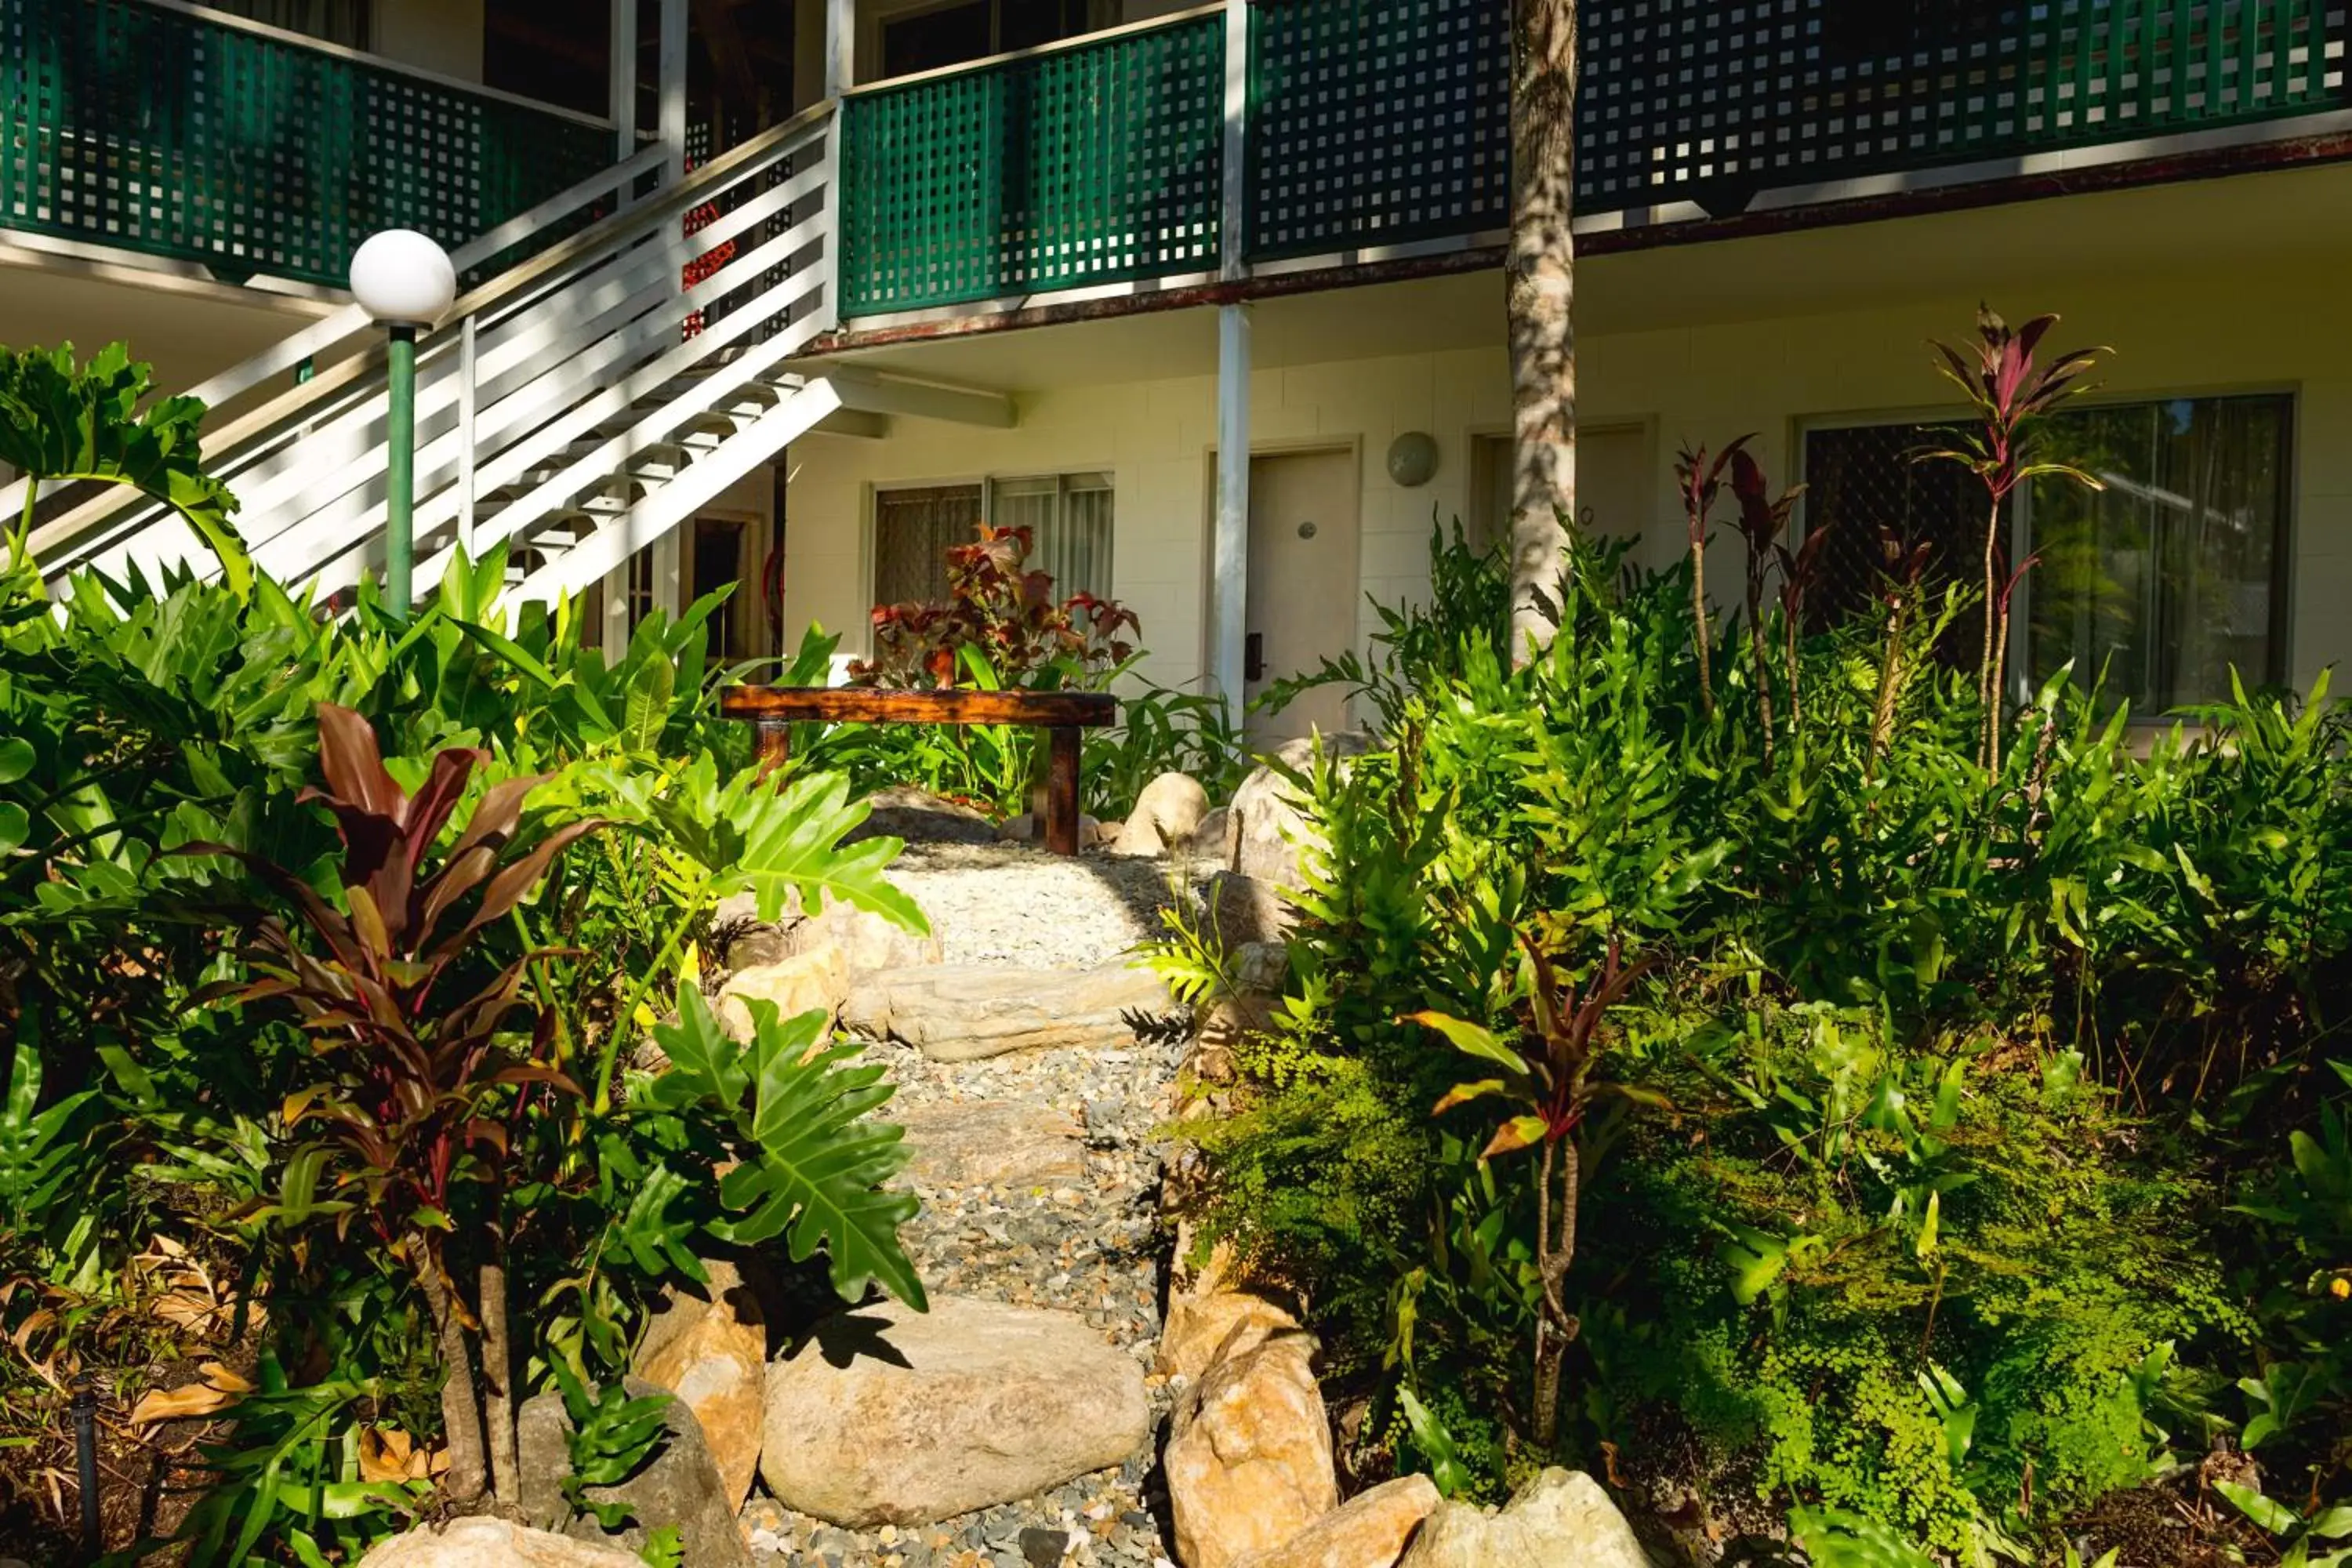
[850,524,1139,690]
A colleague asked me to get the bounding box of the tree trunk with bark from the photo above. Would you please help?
[419,1258,489,1505]
[1507,0,1578,666]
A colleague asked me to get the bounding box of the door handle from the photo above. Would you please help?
[1245,632,1266,683]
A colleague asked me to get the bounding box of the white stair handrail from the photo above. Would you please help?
[16,100,838,581]
[60,100,844,613]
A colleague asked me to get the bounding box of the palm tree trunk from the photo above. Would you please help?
[1507,0,1578,666]
[419,1258,489,1504]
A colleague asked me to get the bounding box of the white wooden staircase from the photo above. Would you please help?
[2,102,900,612]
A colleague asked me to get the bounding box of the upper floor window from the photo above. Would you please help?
[205,0,372,49]
[1802,394,2292,716]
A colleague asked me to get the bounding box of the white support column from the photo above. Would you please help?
[1208,0,1252,712]
[1210,303,1251,711]
[825,0,855,99]
[611,0,638,163]
[659,0,690,187]
[456,314,478,557]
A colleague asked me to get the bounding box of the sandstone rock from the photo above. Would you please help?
[1116,773,1213,857]
[761,1296,1150,1528]
[782,891,943,974]
[517,1377,752,1568]
[1235,1475,1443,1568]
[840,963,1169,1061]
[1397,1468,1652,1568]
[1165,1332,1338,1568]
[1225,734,1374,891]
[355,1519,644,1568]
[633,1261,767,1513]
[851,786,999,847]
[1156,1289,1299,1384]
[1192,805,1232,864]
[896,1099,1086,1189]
[1207,870,1298,949]
[716,945,849,1041]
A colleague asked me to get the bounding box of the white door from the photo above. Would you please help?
[1245,448,1361,746]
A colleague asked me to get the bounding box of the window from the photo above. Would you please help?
[873,485,983,606]
[693,517,751,659]
[1802,395,2292,712]
[2022,396,2290,712]
[989,473,1115,600]
[870,475,1114,608]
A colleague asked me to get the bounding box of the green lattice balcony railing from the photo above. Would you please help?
[1250,0,2350,260]
[0,0,612,288]
[837,13,1224,315]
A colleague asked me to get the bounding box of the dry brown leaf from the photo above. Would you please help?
[129,1361,252,1425]
[359,1426,446,1482]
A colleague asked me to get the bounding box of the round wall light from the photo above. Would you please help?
[1386,430,1439,488]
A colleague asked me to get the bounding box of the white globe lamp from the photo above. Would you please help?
[349,230,456,615]
[349,228,457,328]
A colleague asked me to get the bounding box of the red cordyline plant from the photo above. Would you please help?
[1410,935,1661,1446]
[1728,448,1806,766]
[1675,436,1755,718]
[1868,527,1938,782]
[192,706,601,1508]
[1918,307,2109,771]
[850,523,1139,688]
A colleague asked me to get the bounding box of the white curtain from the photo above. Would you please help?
[989,473,1114,601]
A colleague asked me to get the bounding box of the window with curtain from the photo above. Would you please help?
[205,0,372,47]
[873,485,984,607]
[989,472,1115,601]
[1802,394,2292,713]
[2024,395,2291,713]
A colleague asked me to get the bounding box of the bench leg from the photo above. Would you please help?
[1045,724,1082,856]
[754,717,792,781]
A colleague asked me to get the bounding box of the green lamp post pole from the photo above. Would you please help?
[350,230,457,618]
[384,324,417,610]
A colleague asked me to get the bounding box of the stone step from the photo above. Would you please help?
[842,963,1171,1062]
[761,1295,1151,1530]
[895,1099,1086,1191]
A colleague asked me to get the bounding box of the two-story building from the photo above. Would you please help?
[5,0,2347,740]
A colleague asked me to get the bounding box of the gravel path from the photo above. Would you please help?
[743,841,1213,1568]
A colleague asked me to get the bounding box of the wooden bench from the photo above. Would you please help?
[718,687,1119,855]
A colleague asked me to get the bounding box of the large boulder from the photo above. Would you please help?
[1206,871,1298,949]
[632,1261,767,1513]
[517,1377,752,1568]
[1116,773,1213,857]
[355,1519,644,1567]
[761,1295,1150,1528]
[1156,1289,1299,1385]
[1235,1475,1443,1568]
[896,1099,1086,1189]
[1165,1332,1338,1568]
[1397,1468,1651,1568]
[715,945,850,1040]
[1225,734,1373,891]
[840,963,1169,1061]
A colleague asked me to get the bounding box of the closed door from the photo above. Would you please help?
[1472,426,1653,558]
[1246,448,1360,745]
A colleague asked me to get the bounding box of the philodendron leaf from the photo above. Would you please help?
[654,985,924,1310]
[658,756,927,934]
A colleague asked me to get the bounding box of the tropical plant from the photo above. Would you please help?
[1918,308,2108,768]
[851,522,1137,690]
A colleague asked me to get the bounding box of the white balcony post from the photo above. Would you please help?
[659,0,689,186]
[825,0,855,98]
[611,0,637,165]
[1209,0,1252,713]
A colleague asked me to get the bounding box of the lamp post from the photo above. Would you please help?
[349,230,457,615]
